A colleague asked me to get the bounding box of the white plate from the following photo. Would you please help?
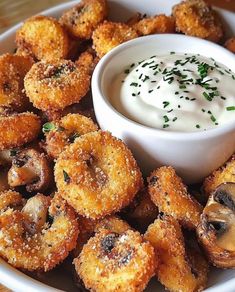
[0,1,235,291]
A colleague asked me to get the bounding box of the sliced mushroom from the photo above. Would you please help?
[197,183,235,268]
[22,194,50,234]
[8,148,53,192]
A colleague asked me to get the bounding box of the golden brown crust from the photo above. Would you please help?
[73,215,131,258]
[55,131,143,219]
[74,229,155,292]
[172,0,223,43]
[92,21,138,58]
[24,60,90,111]
[0,192,79,271]
[203,155,235,197]
[133,14,175,36]
[145,215,208,292]
[0,53,33,113]
[225,37,235,53]
[43,113,98,160]
[16,15,69,61]
[0,112,41,150]
[148,166,203,229]
[60,0,108,39]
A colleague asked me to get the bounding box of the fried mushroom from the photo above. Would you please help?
[0,192,79,271]
[60,0,108,39]
[24,59,90,111]
[92,21,138,58]
[145,214,208,292]
[43,113,98,160]
[0,53,33,114]
[197,183,235,268]
[148,166,203,229]
[74,229,155,292]
[172,0,223,43]
[0,113,41,151]
[132,14,175,36]
[55,131,143,219]
[225,37,235,53]
[8,148,53,192]
[203,155,235,197]
[16,15,69,61]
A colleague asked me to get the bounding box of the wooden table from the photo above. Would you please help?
[0,0,234,291]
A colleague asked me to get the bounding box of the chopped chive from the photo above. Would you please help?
[201,108,206,112]
[132,93,136,96]
[167,109,173,113]
[130,82,138,87]
[211,115,216,122]
[124,69,130,74]
[196,124,200,129]
[175,91,179,95]
[172,117,177,122]
[178,105,181,108]
[148,89,153,93]
[163,101,170,108]
[203,92,212,101]
[42,122,56,133]
[130,63,135,68]
[170,51,175,54]
[226,106,235,111]
[179,85,186,89]
[163,124,169,128]
[163,115,169,123]
[142,75,150,82]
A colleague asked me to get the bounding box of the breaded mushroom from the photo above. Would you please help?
[225,37,235,53]
[43,113,98,160]
[148,166,203,229]
[132,14,175,36]
[60,0,108,39]
[92,21,138,58]
[145,214,208,292]
[203,155,235,197]
[0,192,79,271]
[16,15,69,61]
[172,0,223,43]
[74,229,155,292]
[24,59,90,111]
[0,113,41,150]
[0,53,33,114]
[55,131,143,219]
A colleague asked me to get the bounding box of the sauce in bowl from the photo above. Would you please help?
[110,53,235,132]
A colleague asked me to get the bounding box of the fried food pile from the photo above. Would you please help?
[0,0,234,291]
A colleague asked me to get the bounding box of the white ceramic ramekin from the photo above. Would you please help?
[92,34,235,184]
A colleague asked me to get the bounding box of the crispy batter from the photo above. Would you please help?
[121,188,158,232]
[8,148,53,192]
[55,131,143,219]
[132,14,175,36]
[0,190,25,211]
[203,155,235,197]
[0,112,41,151]
[92,21,138,58]
[43,113,98,160]
[0,53,33,114]
[76,48,100,74]
[74,229,155,292]
[148,166,202,229]
[172,0,223,43]
[225,37,235,53]
[145,215,208,292]
[0,192,79,271]
[73,215,131,257]
[60,0,108,39]
[24,59,90,111]
[16,15,69,61]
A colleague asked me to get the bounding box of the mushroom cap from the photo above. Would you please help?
[197,183,235,268]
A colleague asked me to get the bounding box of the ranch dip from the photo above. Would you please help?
[109,53,235,131]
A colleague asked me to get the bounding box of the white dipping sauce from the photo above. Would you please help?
[110,53,235,131]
